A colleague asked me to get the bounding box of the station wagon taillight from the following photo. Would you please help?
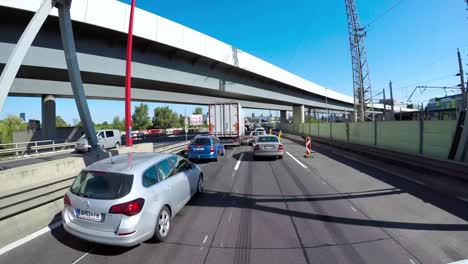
[210,145,214,152]
[109,198,145,216]
[64,194,71,206]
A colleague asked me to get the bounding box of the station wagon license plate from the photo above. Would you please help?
[76,209,102,222]
[196,147,204,151]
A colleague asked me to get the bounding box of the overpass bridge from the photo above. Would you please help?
[0,0,358,131]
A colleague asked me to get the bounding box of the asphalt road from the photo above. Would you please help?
[0,138,467,263]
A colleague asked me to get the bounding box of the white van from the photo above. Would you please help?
[75,129,121,152]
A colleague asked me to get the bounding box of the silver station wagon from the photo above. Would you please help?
[62,152,204,247]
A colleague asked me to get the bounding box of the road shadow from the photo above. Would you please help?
[283,136,468,223]
[188,189,468,231]
[49,213,137,256]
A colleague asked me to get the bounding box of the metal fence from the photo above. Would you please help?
[279,120,458,160]
[0,139,76,156]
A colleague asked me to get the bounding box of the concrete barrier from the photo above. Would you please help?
[110,143,154,156]
[0,157,85,194]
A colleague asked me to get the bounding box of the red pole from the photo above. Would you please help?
[125,0,136,146]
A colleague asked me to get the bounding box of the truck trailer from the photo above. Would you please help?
[208,102,245,146]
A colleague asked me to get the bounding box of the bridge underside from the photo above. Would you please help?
[0,6,353,113]
[8,78,292,111]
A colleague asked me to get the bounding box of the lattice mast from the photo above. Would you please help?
[344,0,374,122]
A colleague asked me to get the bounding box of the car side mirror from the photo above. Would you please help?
[185,161,193,170]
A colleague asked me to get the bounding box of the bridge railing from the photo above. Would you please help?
[0,139,76,156]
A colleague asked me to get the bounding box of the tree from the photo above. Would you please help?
[132,103,151,130]
[0,116,27,144]
[112,116,125,131]
[193,107,203,115]
[96,121,112,130]
[178,114,185,128]
[153,107,178,129]
[56,116,69,128]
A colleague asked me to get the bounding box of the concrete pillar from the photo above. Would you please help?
[280,110,288,123]
[41,95,56,140]
[293,105,305,124]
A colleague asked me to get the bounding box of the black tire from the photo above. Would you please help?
[153,206,171,242]
[278,155,283,159]
[197,174,204,194]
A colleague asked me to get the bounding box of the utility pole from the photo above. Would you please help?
[452,47,468,161]
[389,81,395,120]
[382,88,386,121]
[457,49,467,109]
[344,0,374,122]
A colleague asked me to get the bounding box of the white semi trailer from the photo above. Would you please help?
[208,102,245,146]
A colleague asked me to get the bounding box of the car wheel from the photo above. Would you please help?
[153,206,171,242]
[115,142,120,149]
[197,174,204,194]
[278,155,283,159]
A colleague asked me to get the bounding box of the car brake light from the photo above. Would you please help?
[210,145,214,152]
[109,198,145,216]
[278,144,284,151]
[64,194,71,206]
[254,145,260,150]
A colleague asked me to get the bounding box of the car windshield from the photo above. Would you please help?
[70,171,133,200]
[192,138,211,145]
[257,136,279,143]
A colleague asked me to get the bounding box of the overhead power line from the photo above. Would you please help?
[363,0,405,30]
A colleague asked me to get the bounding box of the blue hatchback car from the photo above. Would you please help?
[187,135,225,161]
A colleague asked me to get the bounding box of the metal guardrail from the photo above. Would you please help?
[154,141,189,154]
[0,140,76,155]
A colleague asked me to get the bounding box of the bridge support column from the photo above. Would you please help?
[293,105,305,124]
[280,110,288,123]
[41,95,56,140]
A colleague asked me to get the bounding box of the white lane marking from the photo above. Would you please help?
[0,220,62,256]
[228,211,232,223]
[220,242,224,247]
[321,181,327,185]
[234,153,244,171]
[202,235,208,244]
[231,171,236,178]
[286,152,307,169]
[409,259,416,264]
[350,206,358,212]
[71,245,97,264]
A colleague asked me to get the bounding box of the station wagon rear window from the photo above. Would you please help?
[257,136,279,143]
[70,171,133,200]
[192,138,211,145]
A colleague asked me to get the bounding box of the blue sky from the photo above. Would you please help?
[2,0,468,124]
